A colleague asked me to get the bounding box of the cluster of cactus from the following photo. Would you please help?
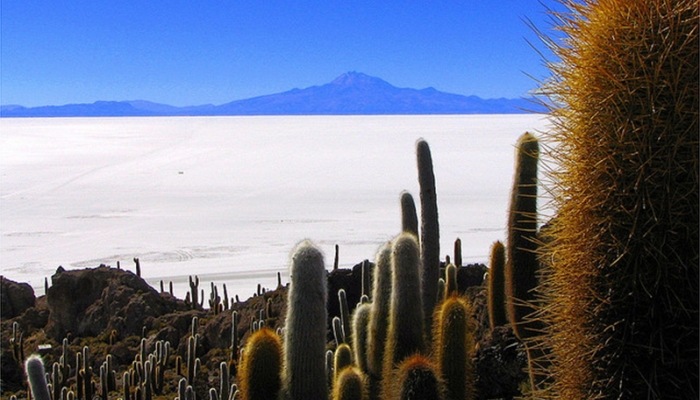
[305,232,475,400]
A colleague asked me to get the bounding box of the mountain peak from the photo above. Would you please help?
[330,71,391,87]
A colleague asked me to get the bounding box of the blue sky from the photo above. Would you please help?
[1,1,563,107]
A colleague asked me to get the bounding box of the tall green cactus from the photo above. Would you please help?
[333,366,368,400]
[416,139,440,337]
[282,240,328,400]
[382,233,425,381]
[387,355,445,400]
[539,0,699,397]
[367,242,392,380]
[505,132,540,339]
[238,327,282,400]
[26,355,51,400]
[433,296,476,400]
[488,241,507,329]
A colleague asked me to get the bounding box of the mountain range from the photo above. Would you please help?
[1,72,544,117]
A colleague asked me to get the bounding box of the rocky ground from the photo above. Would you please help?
[1,262,526,400]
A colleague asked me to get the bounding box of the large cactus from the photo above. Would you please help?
[238,327,282,400]
[282,240,329,400]
[433,296,476,400]
[416,139,440,337]
[505,132,540,339]
[382,233,425,381]
[540,0,699,398]
[25,355,51,400]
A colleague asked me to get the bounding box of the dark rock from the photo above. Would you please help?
[327,260,371,340]
[456,263,488,292]
[46,266,185,340]
[14,307,49,331]
[0,276,36,319]
[0,346,23,392]
[475,325,528,399]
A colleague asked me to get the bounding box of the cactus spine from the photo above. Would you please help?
[416,139,440,338]
[333,366,368,400]
[367,243,392,380]
[238,327,282,400]
[434,296,476,400]
[26,355,51,400]
[382,233,425,383]
[488,241,507,329]
[282,240,328,400]
[505,132,540,339]
[540,0,699,398]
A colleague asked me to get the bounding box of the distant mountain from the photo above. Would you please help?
[1,72,544,117]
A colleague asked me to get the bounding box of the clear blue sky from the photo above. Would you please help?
[1,1,564,107]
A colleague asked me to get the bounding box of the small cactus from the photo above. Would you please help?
[445,264,457,296]
[453,238,462,268]
[189,275,200,310]
[333,343,353,382]
[333,316,345,346]
[399,191,418,237]
[387,354,445,400]
[351,302,372,374]
[26,355,51,400]
[238,328,283,400]
[333,366,368,400]
[487,241,507,329]
[338,289,351,343]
